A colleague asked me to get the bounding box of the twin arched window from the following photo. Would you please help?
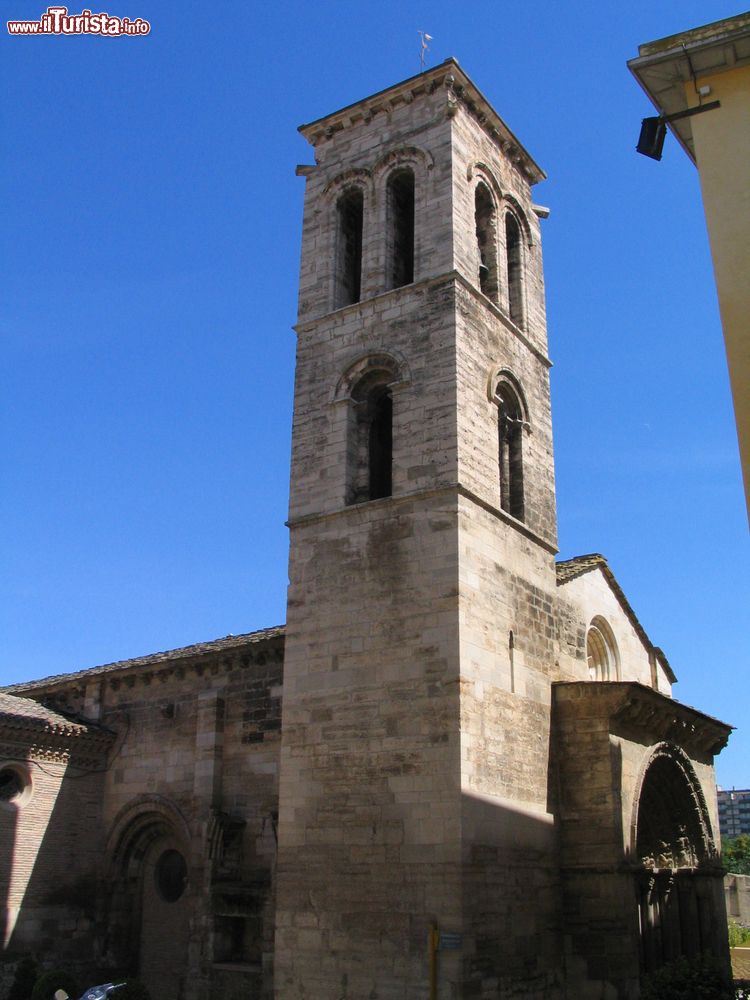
[474,183,526,327]
[335,168,416,309]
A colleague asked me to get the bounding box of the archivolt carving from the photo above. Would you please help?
[630,743,716,869]
[372,145,434,180]
[470,162,503,209]
[485,366,530,425]
[105,793,191,874]
[332,349,411,403]
[502,193,534,247]
[322,167,372,202]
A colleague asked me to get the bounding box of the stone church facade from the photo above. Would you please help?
[0,60,732,1000]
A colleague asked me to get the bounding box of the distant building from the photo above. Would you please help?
[629,13,750,519]
[718,788,750,838]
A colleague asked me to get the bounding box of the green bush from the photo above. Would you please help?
[729,920,750,948]
[7,957,38,1000]
[640,953,732,1000]
[30,970,78,1000]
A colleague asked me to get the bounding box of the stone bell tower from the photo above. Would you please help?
[276,59,562,999]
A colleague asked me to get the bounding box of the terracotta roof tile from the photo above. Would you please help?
[0,692,89,734]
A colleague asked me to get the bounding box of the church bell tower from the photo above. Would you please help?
[276,59,562,999]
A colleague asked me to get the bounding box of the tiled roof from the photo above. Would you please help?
[556,552,607,584]
[3,625,286,695]
[555,554,676,684]
[0,691,89,734]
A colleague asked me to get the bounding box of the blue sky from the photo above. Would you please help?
[2,1,748,788]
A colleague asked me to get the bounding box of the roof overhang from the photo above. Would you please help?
[628,12,750,163]
[554,681,733,757]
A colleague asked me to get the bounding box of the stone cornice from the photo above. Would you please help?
[299,59,545,185]
[295,270,552,370]
[287,482,559,555]
[553,681,732,756]
[4,627,285,699]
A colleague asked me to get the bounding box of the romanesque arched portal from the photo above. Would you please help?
[104,797,192,1000]
[633,745,721,972]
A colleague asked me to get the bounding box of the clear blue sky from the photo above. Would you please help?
[2,1,748,788]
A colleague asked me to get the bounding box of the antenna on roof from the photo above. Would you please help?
[418,31,433,71]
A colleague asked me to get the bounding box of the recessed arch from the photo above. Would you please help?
[105,793,191,871]
[385,167,415,289]
[469,162,504,209]
[486,366,530,425]
[372,144,433,181]
[491,372,528,522]
[629,744,721,973]
[475,181,500,302]
[103,795,192,999]
[322,168,372,202]
[335,186,365,307]
[504,210,525,327]
[334,351,408,506]
[630,744,715,867]
[586,616,620,681]
[500,193,534,247]
[333,350,410,404]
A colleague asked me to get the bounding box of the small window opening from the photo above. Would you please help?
[347,374,393,505]
[386,169,415,290]
[368,389,392,500]
[214,914,261,965]
[496,383,524,521]
[336,188,364,308]
[505,213,523,326]
[474,184,499,302]
[0,767,24,803]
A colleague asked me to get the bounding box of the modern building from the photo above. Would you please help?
[0,60,733,1000]
[629,13,750,517]
[718,787,750,838]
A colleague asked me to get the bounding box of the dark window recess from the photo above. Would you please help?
[336,189,364,308]
[154,848,188,903]
[0,768,24,802]
[387,169,415,289]
[213,914,261,965]
[505,213,523,326]
[347,374,394,505]
[474,184,499,302]
[368,389,392,500]
[497,384,524,522]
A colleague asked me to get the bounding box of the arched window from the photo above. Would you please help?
[346,371,393,505]
[335,188,364,308]
[495,381,525,521]
[386,168,414,290]
[505,212,524,326]
[586,617,619,680]
[475,183,499,302]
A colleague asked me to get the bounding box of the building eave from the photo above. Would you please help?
[628,12,750,164]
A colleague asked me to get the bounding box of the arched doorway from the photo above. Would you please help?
[104,798,192,1000]
[633,745,721,972]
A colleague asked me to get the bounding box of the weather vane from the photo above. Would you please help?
[419,31,433,71]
